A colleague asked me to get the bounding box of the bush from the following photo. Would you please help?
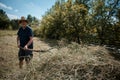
[33,28,44,38]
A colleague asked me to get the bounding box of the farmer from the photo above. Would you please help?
[17,16,33,69]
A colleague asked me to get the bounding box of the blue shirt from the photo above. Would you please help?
[17,26,33,49]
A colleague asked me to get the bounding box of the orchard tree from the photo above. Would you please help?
[38,0,120,46]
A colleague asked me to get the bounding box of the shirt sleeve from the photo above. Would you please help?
[28,28,33,37]
[17,28,20,36]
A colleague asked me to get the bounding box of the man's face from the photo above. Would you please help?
[21,21,27,27]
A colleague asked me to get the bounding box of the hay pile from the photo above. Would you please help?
[33,43,120,80]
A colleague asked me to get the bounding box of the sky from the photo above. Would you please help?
[0,0,56,20]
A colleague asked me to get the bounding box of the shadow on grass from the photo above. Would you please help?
[40,38,69,48]
[40,38,59,47]
[38,37,120,62]
[107,48,120,61]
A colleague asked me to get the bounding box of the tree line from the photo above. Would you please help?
[0,9,39,30]
[34,0,120,47]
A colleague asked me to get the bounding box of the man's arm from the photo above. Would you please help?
[24,37,33,49]
[17,36,20,48]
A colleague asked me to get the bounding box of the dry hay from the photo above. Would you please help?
[33,43,120,80]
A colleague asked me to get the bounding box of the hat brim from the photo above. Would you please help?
[19,20,28,23]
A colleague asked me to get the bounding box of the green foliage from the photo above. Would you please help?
[89,0,120,45]
[32,0,120,46]
[27,14,39,27]
[27,14,33,24]
[10,19,19,30]
[39,0,89,44]
[0,9,10,29]
[0,9,39,30]
[33,28,43,37]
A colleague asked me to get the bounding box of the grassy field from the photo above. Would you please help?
[0,30,120,80]
[0,30,17,37]
[0,30,18,79]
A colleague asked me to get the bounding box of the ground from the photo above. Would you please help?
[0,30,53,80]
[0,30,120,80]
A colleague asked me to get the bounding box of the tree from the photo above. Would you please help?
[27,14,39,27]
[32,16,39,27]
[88,0,120,45]
[27,14,33,24]
[10,19,19,30]
[0,9,10,29]
[37,0,120,46]
[39,0,88,44]
[63,0,88,43]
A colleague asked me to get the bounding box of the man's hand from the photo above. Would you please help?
[17,44,20,48]
[24,45,28,50]
[17,36,20,48]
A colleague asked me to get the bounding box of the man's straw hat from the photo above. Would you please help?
[19,16,28,23]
